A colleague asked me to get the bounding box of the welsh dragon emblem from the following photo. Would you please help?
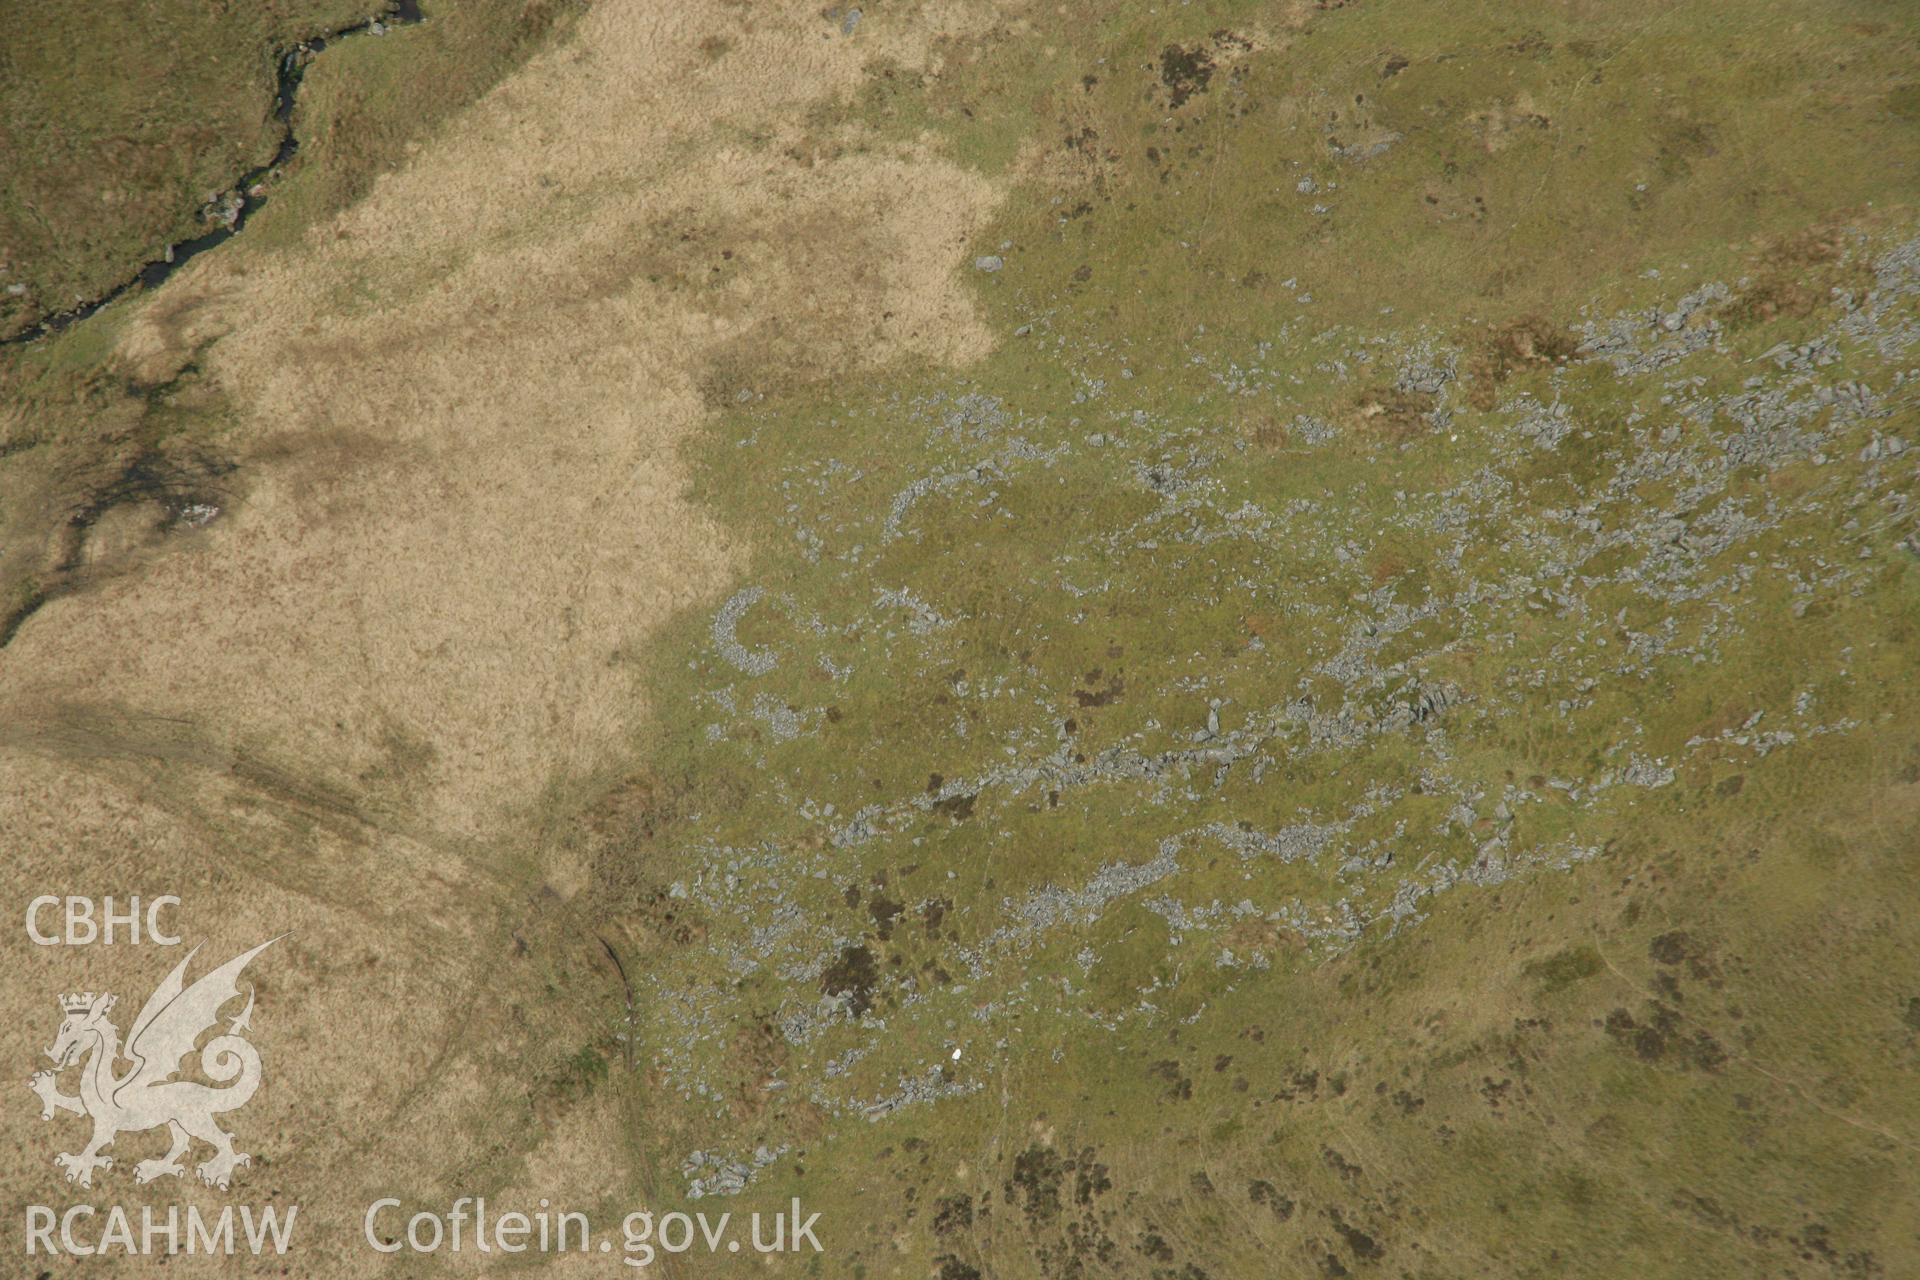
[27,937,281,1191]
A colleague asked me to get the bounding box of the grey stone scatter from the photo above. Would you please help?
[629,233,1920,1132]
[712,587,778,674]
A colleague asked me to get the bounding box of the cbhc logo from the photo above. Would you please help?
[26,896,182,945]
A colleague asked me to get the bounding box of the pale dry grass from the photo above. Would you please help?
[0,0,1010,1267]
[0,747,516,1275]
[4,0,1005,841]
